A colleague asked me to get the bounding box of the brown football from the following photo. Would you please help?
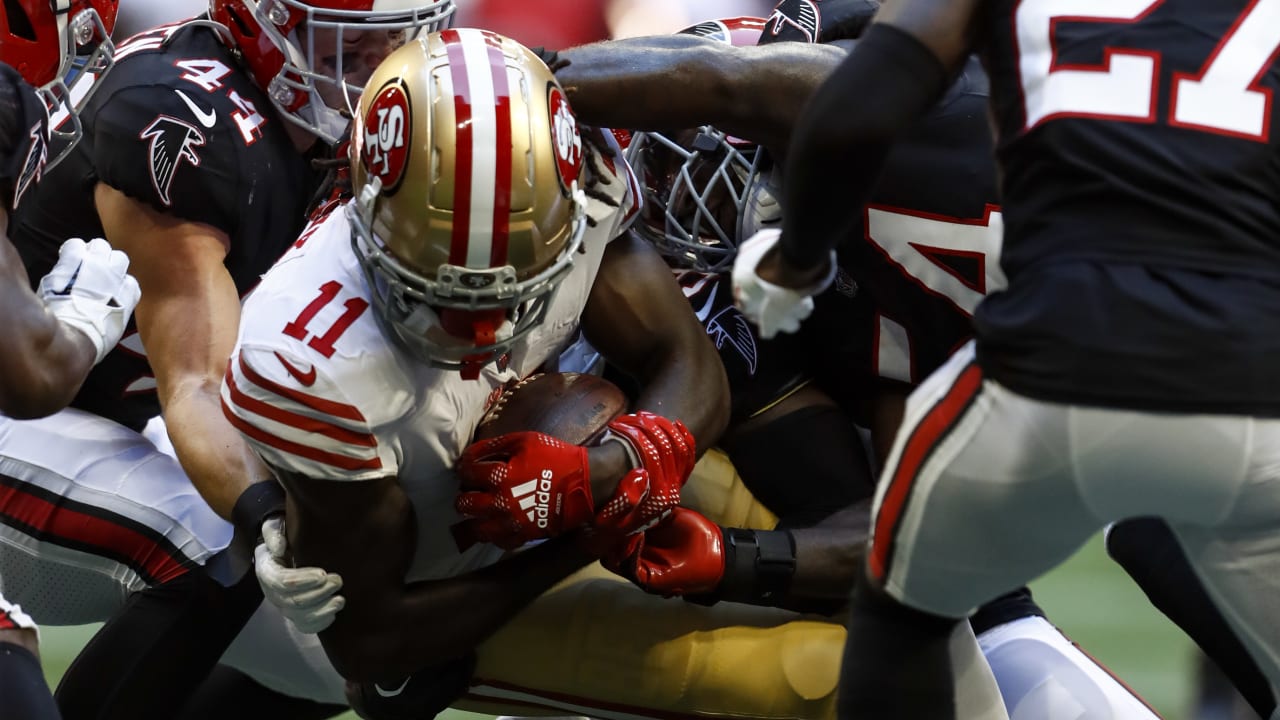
[474,372,628,445]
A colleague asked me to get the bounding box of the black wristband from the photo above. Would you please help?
[717,528,798,607]
[231,480,287,539]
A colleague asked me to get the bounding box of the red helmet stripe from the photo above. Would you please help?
[483,31,512,268]
[442,28,473,267]
[443,29,514,270]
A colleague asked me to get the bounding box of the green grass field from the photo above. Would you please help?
[37,533,1197,719]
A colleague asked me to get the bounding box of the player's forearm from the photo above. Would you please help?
[781,505,869,612]
[0,271,96,418]
[333,535,595,681]
[558,36,733,129]
[632,340,730,458]
[164,379,272,520]
[0,231,96,415]
[559,38,834,154]
[711,504,868,615]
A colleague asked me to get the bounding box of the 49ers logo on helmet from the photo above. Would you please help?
[361,80,412,195]
[547,84,582,194]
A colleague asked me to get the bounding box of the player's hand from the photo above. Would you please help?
[38,237,141,365]
[605,507,725,597]
[454,432,595,550]
[254,516,345,634]
[591,411,696,541]
[731,228,835,339]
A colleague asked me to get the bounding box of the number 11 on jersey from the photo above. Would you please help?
[282,281,370,358]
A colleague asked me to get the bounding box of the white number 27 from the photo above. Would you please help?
[1016,0,1280,140]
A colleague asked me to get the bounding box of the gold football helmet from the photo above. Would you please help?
[348,29,588,378]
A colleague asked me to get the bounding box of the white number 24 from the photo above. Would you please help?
[1016,0,1280,140]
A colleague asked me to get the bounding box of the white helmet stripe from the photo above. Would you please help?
[453,27,506,269]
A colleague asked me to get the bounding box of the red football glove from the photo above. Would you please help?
[592,411,697,539]
[605,507,725,597]
[454,432,594,550]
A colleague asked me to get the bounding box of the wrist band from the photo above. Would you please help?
[715,528,798,607]
[231,480,287,539]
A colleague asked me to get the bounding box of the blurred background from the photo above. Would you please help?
[114,0,779,48]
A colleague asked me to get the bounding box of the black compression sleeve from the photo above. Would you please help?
[55,569,264,720]
[780,23,950,270]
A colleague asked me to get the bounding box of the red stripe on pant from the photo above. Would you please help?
[869,361,983,584]
[0,482,191,586]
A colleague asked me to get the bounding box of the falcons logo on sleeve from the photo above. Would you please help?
[139,115,205,206]
[11,121,47,211]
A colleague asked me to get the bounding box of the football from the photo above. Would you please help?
[474,372,628,445]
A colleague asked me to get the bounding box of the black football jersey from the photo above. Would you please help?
[673,265,873,424]
[11,21,323,431]
[665,58,995,421]
[980,0,1280,277]
[973,0,1280,414]
[838,56,1000,387]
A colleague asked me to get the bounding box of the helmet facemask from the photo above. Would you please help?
[3,0,117,168]
[349,175,588,378]
[626,125,766,273]
[233,0,456,145]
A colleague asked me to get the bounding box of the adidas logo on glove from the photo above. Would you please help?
[510,469,556,528]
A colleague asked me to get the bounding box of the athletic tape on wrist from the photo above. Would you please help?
[599,429,643,470]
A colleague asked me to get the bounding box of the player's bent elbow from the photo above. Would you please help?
[324,616,466,683]
[323,630,413,683]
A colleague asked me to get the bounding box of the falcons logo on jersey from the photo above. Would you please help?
[139,115,205,206]
[11,121,47,211]
[765,0,821,43]
[705,306,759,376]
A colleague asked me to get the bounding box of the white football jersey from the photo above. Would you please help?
[222,143,638,582]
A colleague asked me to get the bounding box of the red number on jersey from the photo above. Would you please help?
[282,281,370,358]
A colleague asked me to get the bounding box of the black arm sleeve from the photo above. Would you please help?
[780,23,949,270]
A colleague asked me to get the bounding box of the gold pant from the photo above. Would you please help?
[458,449,846,719]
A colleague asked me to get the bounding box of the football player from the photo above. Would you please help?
[221,30,880,720]
[0,0,135,420]
[0,0,140,716]
[734,0,1280,716]
[0,0,454,717]
[547,9,1163,718]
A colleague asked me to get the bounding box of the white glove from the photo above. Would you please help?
[730,229,835,340]
[255,516,345,634]
[38,238,141,365]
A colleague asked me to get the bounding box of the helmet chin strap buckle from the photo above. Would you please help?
[439,308,510,380]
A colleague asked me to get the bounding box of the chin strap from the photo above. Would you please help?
[440,308,509,380]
